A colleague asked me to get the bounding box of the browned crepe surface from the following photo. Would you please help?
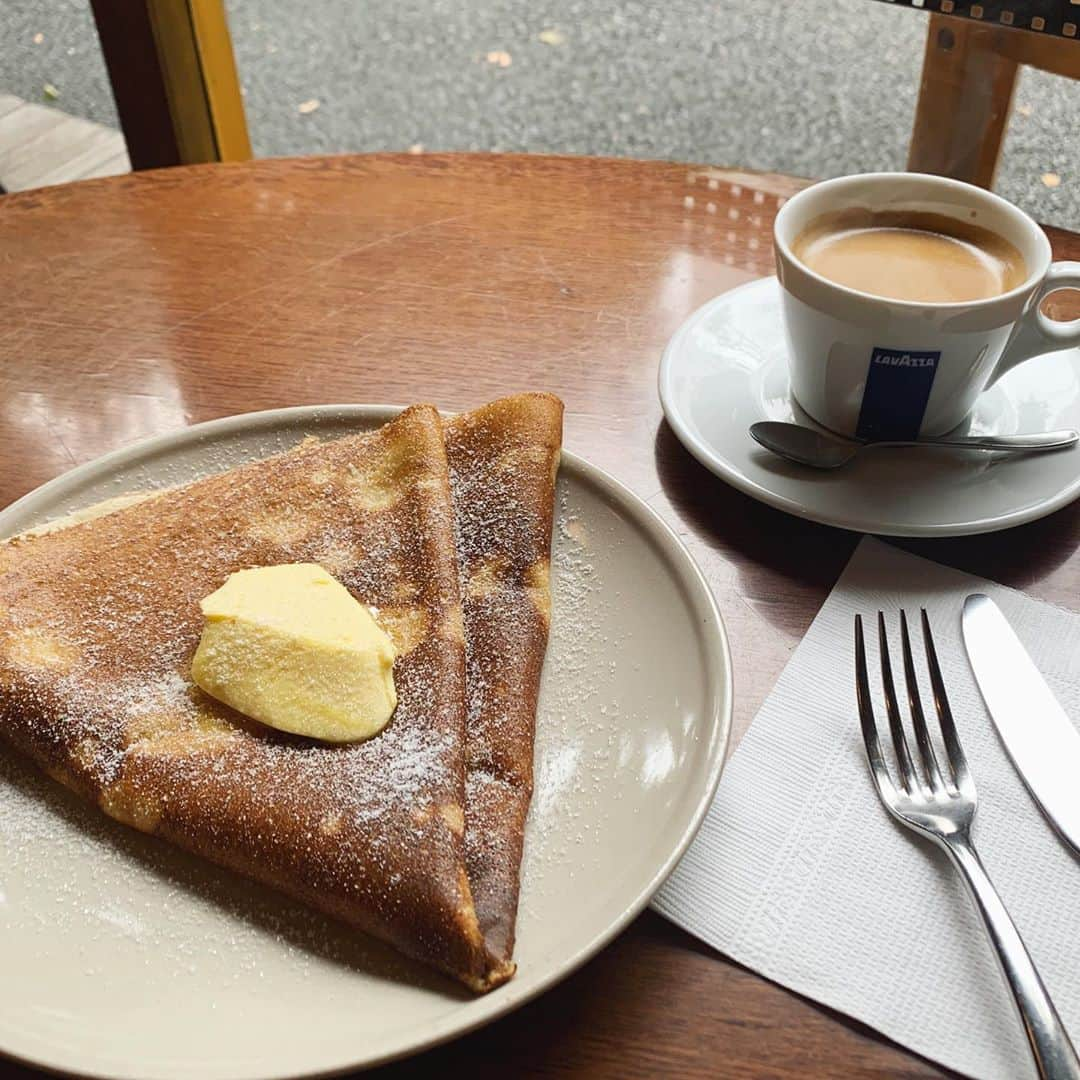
[0,404,510,992]
[447,393,563,965]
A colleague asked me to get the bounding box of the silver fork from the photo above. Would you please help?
[856,609,1080,1080]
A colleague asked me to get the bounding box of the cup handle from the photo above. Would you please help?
[988,262,1080,387]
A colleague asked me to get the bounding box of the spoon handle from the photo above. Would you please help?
[875,430,1080,452]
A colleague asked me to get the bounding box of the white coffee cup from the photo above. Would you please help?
[773,172,1080,439]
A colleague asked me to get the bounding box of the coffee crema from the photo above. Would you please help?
[791,210,1027,303]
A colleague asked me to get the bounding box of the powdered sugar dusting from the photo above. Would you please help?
[444,396,562,961]
[0,406,481,984]
[0,746,447,995]
[521,479,632,904]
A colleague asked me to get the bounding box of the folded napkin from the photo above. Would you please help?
[654,537,1080,1080]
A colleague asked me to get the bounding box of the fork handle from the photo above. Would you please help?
[945,834,1080,1080]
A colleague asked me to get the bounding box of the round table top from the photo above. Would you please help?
[4,152,1080,1079]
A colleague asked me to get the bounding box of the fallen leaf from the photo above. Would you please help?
[298,98,320,114]
[408,143,424,154]
[42,82,59,101]
[538,28,564,45]
[485,50,512,67]
[1042,172,1061,188]
[32,32,44,44]
[1016,103,1032,117]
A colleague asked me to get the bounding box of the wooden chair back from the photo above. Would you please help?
[90,0,250,171]
[909,10,1079,187]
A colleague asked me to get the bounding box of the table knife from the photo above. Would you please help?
[963,593,1080,855]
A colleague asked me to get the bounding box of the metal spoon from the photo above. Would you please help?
[750,421,1080,470]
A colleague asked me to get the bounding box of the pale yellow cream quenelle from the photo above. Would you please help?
[191,564,397,742]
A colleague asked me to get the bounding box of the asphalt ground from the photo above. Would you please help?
[3,0,1078,228]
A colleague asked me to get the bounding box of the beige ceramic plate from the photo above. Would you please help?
[0,406,732,1080]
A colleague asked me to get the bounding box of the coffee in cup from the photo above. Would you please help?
[791,210,1026,304]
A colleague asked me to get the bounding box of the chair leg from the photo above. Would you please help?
[90,0,251,171]
[908,13,1019,189]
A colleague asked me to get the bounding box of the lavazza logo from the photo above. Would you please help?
[873,351,936,368]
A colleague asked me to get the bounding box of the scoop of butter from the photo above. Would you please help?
[191,563,397,743]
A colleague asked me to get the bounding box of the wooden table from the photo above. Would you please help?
[3,153,1079,1078]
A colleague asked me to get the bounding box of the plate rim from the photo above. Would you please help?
[658,276,1080,538]
[0,403,733,1080]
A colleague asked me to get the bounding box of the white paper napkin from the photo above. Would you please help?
[653,537,1080,1080]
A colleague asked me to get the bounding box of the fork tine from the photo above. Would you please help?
[878,611,919,794]
[920,608,973,794]
[855,614,898,800]
[900,610,946,792]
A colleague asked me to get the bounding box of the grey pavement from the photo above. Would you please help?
[2,0,1078,228]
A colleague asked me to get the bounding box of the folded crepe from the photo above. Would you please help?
[447,393,563,966]
[0,404,505,991]
[0,395,563,990]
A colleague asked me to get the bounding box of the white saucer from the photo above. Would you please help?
[659,277,1080,537]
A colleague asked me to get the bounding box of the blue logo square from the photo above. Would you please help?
[855,348,941,441]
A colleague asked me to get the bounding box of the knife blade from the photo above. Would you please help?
[963,593,1080,854]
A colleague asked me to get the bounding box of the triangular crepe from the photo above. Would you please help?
[0,405,508,991]
[447,394,563,965]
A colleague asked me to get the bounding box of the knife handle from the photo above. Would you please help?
[946,834,1080,1080]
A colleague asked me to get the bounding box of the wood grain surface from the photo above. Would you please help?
[3,153,1079,1078]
